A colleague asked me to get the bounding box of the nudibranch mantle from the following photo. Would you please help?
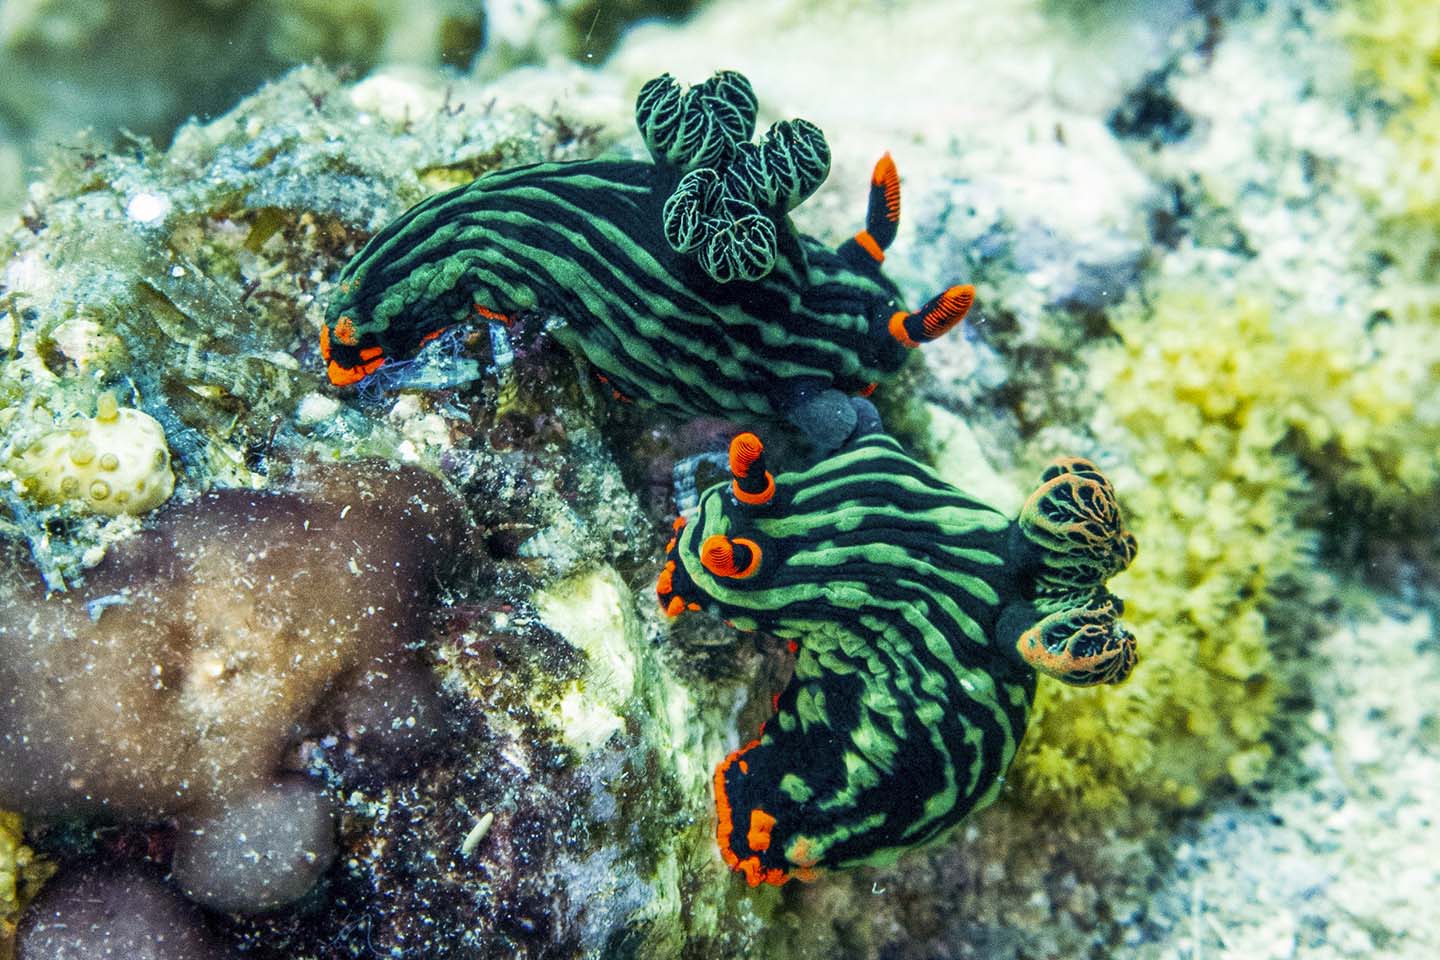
[323,70,974,450]
[658,430,1138,886]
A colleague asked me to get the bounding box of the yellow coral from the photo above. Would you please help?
[1332,0,1440,511]
[1338,0,1440,111]
[1011,290,1297,810]
[1,810,51,952]
[1014,277,1440,813]
[1338,0,1440,269]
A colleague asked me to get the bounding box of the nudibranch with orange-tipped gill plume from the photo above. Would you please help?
[321,70,975,450]
[658,429,1140,886]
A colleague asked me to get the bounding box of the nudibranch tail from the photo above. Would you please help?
[714,737,820,887]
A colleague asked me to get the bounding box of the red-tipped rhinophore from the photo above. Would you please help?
[729,432,775,506]
[888,284,975,348]
[700,534,763,579]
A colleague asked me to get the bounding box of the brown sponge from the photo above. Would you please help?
[0,461,462,910]
[16,865,230,959]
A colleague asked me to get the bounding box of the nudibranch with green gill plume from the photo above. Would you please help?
[321,69,976,450]
[657,429,1139,887]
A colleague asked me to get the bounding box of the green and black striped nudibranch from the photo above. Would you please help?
[322,70,975,449]
[656,429,1138,886]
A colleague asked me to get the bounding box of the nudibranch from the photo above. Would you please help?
[322,70,974,449]
[657,429,1139,886]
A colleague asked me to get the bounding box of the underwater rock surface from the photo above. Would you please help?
[0,0,1437,958]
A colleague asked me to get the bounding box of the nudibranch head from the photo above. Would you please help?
[322,266,456,388]
[319,306,388,387]
[656,432,779,623]
[659,430,1140,887]
[322,182,518,388]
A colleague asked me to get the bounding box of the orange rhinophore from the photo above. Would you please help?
[728,432,763,476]
[728,432,775,506]
[700,535,762,579]
[888,309,919,349]
[889,283,976,348]
[920,284,975,340]
[850,152,902,259]
[852,229,885,263]
[871,152,901,224]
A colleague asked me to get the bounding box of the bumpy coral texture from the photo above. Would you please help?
[7,391,175,516]
[1336,0,1440,511]
[1338,0,1440,229]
